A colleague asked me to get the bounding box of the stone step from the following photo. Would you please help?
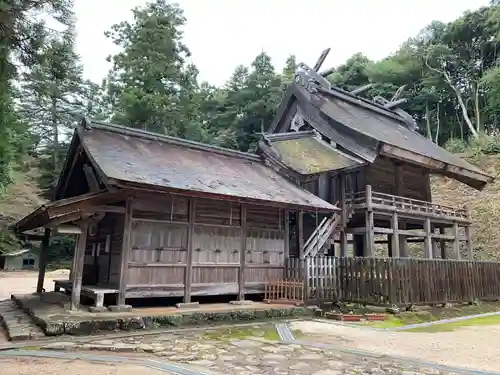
[0,299,45,341]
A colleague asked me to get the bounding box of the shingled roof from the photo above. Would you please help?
[269,82,493,190]
[55,121,338,212]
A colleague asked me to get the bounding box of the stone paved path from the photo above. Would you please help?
[39,325,468,375]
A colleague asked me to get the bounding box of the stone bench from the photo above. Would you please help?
[53,280,118,307]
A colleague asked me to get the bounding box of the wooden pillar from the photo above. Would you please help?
[452,222,460,260]
[364,185,374,257]
[338,174,348,257]
[298,211,304,259]
[439,227,446,259]
[465,225,473,260]
[184,198,195,303]
[238,204,248,301]
[69,235,80,282]
[71,222,88,310]
[424,218,432,259]
[36,228,51,293]
[118,197,133,306]
[391,212,400,258]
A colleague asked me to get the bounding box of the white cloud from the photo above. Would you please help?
[75,0,490,86]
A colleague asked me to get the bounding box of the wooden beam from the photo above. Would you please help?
[184,198,195,303]
[238,204,248,301]
[118,197,133,305]
[44,211,83,228]
[391,212,400,258]
[339,173,348,257]
[424,218,432,259]
[365,185,374,257]
[465,225,473,259]
[298,211,304,259]
[283,210,290,259]
[71,222,88,310]
[453,222,460,260]
[69,234,79,282]
[36,228,51,293]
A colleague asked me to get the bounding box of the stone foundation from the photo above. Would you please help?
[9,293,313,338]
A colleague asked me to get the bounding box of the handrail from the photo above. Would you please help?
[345,190,469,219]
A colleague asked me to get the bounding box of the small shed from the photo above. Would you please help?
[0,249,39,270]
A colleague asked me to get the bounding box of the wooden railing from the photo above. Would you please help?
[264,278,305,305]
[286,257,500,305]
[347,190,469,220]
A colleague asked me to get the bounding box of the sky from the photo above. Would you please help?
[74,0,491,87]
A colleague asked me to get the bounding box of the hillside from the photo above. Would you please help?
[0,156,499,260]
[431,154,500,260]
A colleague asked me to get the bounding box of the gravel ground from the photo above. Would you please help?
[0,270,68,300]
[0,357,165,375]
[291,320,500,373]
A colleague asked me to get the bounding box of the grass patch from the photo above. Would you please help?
[406,314,500,333]
[202,325,280,341]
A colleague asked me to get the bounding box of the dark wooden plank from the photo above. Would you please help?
[238,204,248,301]
[184,198,196,303]
[118,197,133,305]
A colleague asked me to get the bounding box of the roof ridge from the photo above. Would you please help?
[84,120,261,162]
[318,86,408,125]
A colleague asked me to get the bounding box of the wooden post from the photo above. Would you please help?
[364,185,374,257]
[36,228,51,293]
[118,197,133,306]
[439,227,446,259]
[453,222,460,260]
[238,204,248,301]
[184,198,195,303]
[339,174,348,257]
[69,235,79,282]
[465,225,473,259]
[391,212,400,258]
[424,217,432,259]
[298,211,304,259]
[71,222,88,310]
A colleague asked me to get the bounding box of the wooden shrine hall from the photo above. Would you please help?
[14,120,337,310]
[257,48,494,260]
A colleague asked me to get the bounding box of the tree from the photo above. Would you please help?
[0,0,74,191]
[19,27,85,186]
[105,0,203,139]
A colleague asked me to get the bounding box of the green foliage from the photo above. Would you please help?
[444,138,468,153]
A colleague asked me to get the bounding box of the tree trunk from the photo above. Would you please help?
[425,101,432,141]
[434,102,440,144]
[51,95,58,173]
[443,71,478,138]
[473,83,482,133]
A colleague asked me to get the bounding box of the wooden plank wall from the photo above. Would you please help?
[366,156,431,200]
[125,192,285,298]
[287,257,500,305]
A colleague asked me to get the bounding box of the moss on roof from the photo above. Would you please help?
[272,137,360,174]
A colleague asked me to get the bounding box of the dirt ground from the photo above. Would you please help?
[0,270,69,300]
[292,320,500,372]
[0,357,166,375]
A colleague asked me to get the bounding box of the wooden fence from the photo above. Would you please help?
[264,278,305,305]
[286,257,500,305]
